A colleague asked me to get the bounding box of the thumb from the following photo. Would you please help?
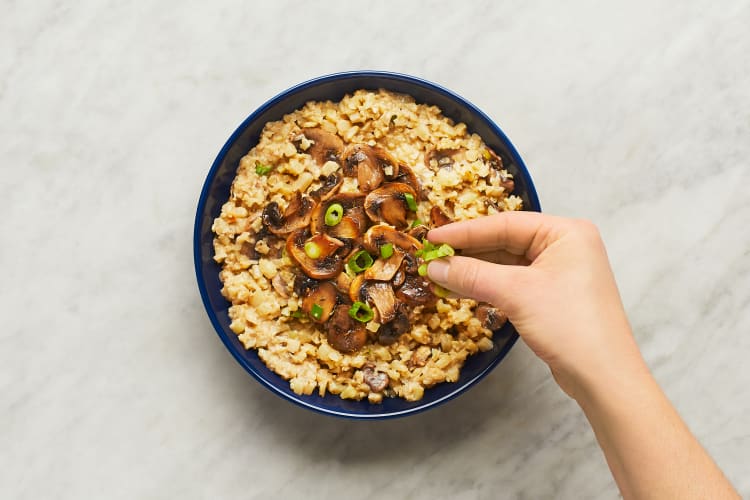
[427,256,524,313]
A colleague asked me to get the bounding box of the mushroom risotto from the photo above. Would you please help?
[212,89,522,403]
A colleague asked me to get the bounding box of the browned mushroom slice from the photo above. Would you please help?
[424,148,462,169]
[363,224,422,255]
[286,229,345,279]
[295,128,344,165]
[309,193,367,238]
[262,193,315,236]
[485,147,503,168]
[475,303,508,330]
[362,363,389,392]
[335,270,353,293]
[301,282,338,323]
[326,305,367,353]
[293,273,319,297]
[429,206,452,228]
[341,144,399,189]
[348,273,366,303]
[364,183,418,229]
[362,281,397,323]
[309,172,343,201]
[392,163,422,199]
[377,307,410,345]
[391,268,405,288]
[341,144,388,192]
[395,275,436,306]
[364,250,405,281]
[485,148,514,194]
[271,274,289,298]
[406,224,428,241]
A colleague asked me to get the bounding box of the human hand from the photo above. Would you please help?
[426,212,645,399]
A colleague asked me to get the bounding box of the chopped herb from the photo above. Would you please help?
[433,284,451,298]
[348,301,374,323]
[380,243,394,259]
[418,263,428,276]
[347,250,374,273]
[304,241,322,259]
[255,161,273,175]
[324,203,344,226]
[291,310,304,319]
[310,303,323,321]
[410,219,424,228]
[404,193,418,211]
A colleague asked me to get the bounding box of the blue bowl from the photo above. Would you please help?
[194,71,541,419]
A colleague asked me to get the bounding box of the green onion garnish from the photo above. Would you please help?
[410,219,423,228]
[436,243,455,258]
[304,241,322,259]
[310,303,323,321]
[347,250,373,273]
[433,284,451,298]
[291,310,304,319]
[324,203,344,226]
[255,161,273,175]
[418,263,428,276]
[380,243,394,259]
[404,192,417,211]
[348,301,374,323]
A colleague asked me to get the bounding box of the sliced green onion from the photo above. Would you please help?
[291,310,304,319]
[324,203,344,226]
[255,161,273,175]
[404,192,418,211]
[380,243,394,259]
[347,250,373,273]
[436,243,455,257]
[418,263,428,276]
[410,219,423,228]
[310,303,323,321]
[304,241,322,259]
[348,301,374,323]
[433,284,451,298]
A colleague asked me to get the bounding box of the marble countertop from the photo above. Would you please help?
[2,1,749,498]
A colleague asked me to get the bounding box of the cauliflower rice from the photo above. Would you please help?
[212,89,522,403]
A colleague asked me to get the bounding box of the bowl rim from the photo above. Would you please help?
[193,70,541,419]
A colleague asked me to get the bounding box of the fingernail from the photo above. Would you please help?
[427,259,449,283]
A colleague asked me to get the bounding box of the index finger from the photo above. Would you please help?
[427,211,557,258]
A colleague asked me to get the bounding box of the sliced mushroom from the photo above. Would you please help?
[363,224,422,255]
[406,224,428,241]
[362,281,397,323]
[310,193,367,240]
[424,148,462,169]
[395,275,436,306]
[348,273,365,303]
[262,193,315,236]
[429,206,452,228]
[377,307,410,345]
[239,240,258,260]
[341,144,399,192]
[286,229,345,279]
[362,363,389,392]
[391,268,405,288]
[272,274,289,298]
[392,163,423,199]
[296,128,344,165]
[364,250,405,281]
[301,282,338,323]
[326,305,367,353]
[485,147,503,169]
[293,273,319,297]
[364,182,418,229]
[309,172,343,201]
[335,270,353,293]
[475,303,508,330]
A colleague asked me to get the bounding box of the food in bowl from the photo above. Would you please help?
[212,89,521,403]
